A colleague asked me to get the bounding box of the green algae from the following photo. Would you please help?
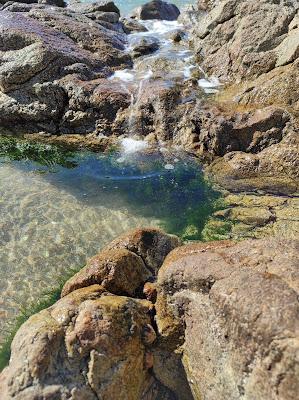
[0,266,81,371]
[0,136,77,169]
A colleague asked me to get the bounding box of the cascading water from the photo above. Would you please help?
[109,17,221,147]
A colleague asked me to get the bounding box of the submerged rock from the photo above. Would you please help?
[131,36,160,58]
[132,0,180,21]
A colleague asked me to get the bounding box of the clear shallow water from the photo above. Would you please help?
[0,138,219,337]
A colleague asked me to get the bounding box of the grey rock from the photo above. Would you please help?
[132,0,180,21]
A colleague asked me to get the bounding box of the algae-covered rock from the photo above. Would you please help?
[203,193,299,240]
[0,284,176,399]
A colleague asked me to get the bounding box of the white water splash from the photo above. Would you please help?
[198,77,220,93]
[109,69,135,82]
[120,137,148,154]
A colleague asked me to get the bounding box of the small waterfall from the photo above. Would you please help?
[127,73,152,135]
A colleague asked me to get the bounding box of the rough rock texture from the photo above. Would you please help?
[61,248,152,297]
[156,238,299,400]
[0,228,181,399]
[0,2,132,135]
[169,0,299,204]
[132,0,180,21]
[131,36,160,58]
[1,231,298,399]
[61,228,180,298]
[192,0,298,92]
[0,285,157,399]
[202,193,299,240]
[189,0,299,109]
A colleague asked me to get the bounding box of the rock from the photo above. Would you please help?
[132,0,180,21]
[0,5,131,134]
[143,282,157,302]
[190,0,299,111]
[275,27,299,67]
[67,0,120,15]
[156,237,299,400]
[173,103,293,158]
[102,227,181,274]
[131,36,160,58]
[0,285,163,399]
[61,248,152,297]
[191,0,298,81]
[170,29,184,42]
[58,76,131,134]
[121,17,148,33]
[0,228,181,399]
[235,60,299,111]
[202,193,299,241]
[206,122,299,195]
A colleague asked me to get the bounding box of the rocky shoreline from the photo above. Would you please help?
[0,0,298,398]
[0,228,298,399]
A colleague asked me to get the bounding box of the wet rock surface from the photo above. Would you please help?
[1,230,298,399]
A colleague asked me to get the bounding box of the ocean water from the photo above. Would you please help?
[113,0,193,16]
[0,137,219,338]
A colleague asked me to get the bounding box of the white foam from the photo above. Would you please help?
[121,138,148,154]
[184,64,196,79]
[164,164,175,170]
[198,77,220,88]
[198,77,221,93]
[109,69,135,82]
[141,69,153,79]
[143,19,183,35]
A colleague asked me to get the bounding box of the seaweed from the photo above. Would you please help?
[0,266,82,371]
[0,136,78,169]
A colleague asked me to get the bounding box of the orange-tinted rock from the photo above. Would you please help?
[143,282,157,303]
[102,227,181,274]
[62,248,151,297]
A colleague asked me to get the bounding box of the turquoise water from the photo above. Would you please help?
[0,137,219,335]
[94,0,193,16]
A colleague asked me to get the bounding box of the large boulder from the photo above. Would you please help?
[0,285,161,399]
[132,0,180,21]
[156,237,299,400]
[190,0,299,109]
[0,3,132,135]
[0,228,182,399]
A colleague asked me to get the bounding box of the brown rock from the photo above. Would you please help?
[61,248,151,297]
[102,227,181,275]
[143,281,157,302]
[0,285,159,399]
[156,237,299,400]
